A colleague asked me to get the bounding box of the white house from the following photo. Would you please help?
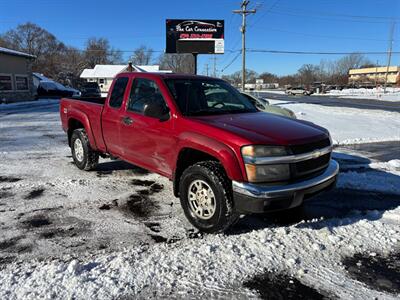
[80,64,169,96]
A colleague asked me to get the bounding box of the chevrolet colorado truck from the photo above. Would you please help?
[60,72,339,233]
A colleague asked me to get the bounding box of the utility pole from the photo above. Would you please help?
[205,63,209,76]
[213,55,217,77]
[384,21,395,93]
[233,0,256,91]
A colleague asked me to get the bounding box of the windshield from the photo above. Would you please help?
[165,79,257,116]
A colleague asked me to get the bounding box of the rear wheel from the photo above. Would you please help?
[179,161,239,233]
[71,128,99,171]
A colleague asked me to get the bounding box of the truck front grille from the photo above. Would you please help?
[289,137,332,181]
[290,138,331,155]
[292,153,331,179]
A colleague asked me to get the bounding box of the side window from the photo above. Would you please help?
[109,77,128,108]
[15,76,29,91]
[242,93,256,105]
[0,75,13,91]
[127,78,167,116]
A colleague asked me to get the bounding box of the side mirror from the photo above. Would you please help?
[255,102,265,111]
[258,97,270,105]
[143,102,170,121]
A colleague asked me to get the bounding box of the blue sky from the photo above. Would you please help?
[0,0,399,76]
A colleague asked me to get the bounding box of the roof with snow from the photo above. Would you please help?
[80,64,163,79]
[33,72,51,81]
[0,47,36,59]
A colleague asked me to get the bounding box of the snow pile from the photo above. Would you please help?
[328,87,400,102]
[269,100,400,145]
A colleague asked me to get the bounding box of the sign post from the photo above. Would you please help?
[166,19,225,75]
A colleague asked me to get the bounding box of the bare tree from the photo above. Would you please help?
[1,22,59,57]
[159,54,194,74]
[130,45,153,65]
[335,53,372,76]
[0,23,125,85]
[0,22,68,78]
[84,37,123,68]
[297,64,321,85]
[0,36,7,47]
[278,75,298,87]
[245,69,258,83]
[258,72,278,83]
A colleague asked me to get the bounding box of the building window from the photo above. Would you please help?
[15,75,29,91]
[0,74,13,91]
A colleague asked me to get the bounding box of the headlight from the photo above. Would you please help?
[241,146,290,183]
[241,145,287,157]
[245,164,290,183]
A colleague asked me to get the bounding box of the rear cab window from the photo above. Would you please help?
[109,77,129,108]
[127,78,168,116]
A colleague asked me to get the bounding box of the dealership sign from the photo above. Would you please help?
[166,19,225,54]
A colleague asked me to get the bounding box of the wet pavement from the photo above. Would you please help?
[335,141,400,162]
[343,252,400,295]
[243,272,328,299]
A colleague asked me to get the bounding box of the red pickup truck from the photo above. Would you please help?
[60,72,338,233]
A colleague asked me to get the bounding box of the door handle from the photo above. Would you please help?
[121,116,134,125]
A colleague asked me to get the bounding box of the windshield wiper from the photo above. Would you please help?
[187,108,257,116]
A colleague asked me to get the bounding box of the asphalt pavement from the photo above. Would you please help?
[257,92,400,113]
[335,141,400,162]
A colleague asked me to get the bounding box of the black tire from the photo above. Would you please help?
[179,161,239,233]
[70,128,99,171]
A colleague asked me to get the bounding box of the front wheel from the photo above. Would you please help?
[179,161,239,233]
[71,128,99,171]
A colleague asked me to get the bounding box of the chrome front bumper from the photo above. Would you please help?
[232,160,339,213]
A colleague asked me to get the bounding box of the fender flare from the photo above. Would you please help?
[175,132,245,182]
[67,109,98,150]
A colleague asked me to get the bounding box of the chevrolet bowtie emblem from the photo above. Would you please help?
[312,150,321,158]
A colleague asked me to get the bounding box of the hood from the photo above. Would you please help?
[193,112,328,145]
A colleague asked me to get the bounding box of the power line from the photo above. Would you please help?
[212,55,218,77]
[248,0,280,28]
[221,51,242,72]
[268,10,396,24]
[253,27,392,42]
[247,49,400,55]
[267,5,400,21]
[233,0,257,90]
[61,49,239,54]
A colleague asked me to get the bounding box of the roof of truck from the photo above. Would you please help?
[117,72,221,81]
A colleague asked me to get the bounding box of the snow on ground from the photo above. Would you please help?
[0,100,399,299]
[268,99,400,145]
[257,89,286,95]
[327,87,400,102]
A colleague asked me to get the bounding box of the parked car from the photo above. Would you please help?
[286,87,313,96]
[80,82,102,98]
[60,73,338,233]
[241,92,296,119]
[37,81,80,99]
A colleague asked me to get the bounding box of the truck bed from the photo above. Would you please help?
[70,97,106,105]
[60,96,107,152]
